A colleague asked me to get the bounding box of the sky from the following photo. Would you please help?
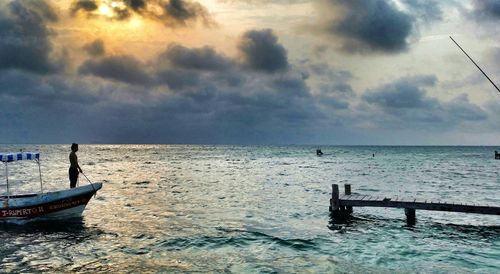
[0,0,499,145]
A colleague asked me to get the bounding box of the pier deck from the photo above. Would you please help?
[330,184,500,224]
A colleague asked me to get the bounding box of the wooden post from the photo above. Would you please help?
[5,163,9,200]
[37,160,43,193]
[344,184,352,214]
[405,208,416,226]
[331,184,339,212]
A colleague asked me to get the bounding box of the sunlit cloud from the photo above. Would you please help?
[0,0,497,144]
[69,0,216,27]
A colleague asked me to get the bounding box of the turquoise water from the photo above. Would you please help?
[0,145,499,273]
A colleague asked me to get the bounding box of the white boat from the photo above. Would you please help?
[0,151,102,223]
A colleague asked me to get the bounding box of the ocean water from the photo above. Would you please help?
[0,145,499,273]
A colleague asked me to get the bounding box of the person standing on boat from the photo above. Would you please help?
[69,143,83,188]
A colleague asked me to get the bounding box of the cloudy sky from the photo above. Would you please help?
[0,0,499,144]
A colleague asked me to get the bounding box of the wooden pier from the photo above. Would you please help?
[330,184,500,225]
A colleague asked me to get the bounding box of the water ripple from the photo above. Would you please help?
[0,145,498,272]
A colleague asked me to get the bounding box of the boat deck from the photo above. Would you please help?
[0,193,38,199]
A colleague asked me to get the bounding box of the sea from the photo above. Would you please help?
[0,145,498,273]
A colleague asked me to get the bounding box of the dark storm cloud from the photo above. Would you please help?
[139,0,216,27]
[152,43,238,89]
[319,0,414,54]
[155,66,241,92]
[315,0,445,54]
[0,60,324,144]
[460,1,500,38]
[113,8,132,20]
[446,94,487,121]
[315,81,353,108]
[124,0,214,25]
[484,101,500,127]
[271,74,309,97]
[302,60,354,109]
[83,39,105,57]
[126,0,147,11]
[361,75,488,128]
[155,68,202,89]
[329,83,353,95]
[0,61,493,144]
[79,55,151,85]
[75,33,293,97]
[402,0,442,22]
[308,62,352,83]
[162,0,212,26]
[70,0,98,15]
[76,37,273,89]
[159,44,233,71]
[219,0,309,3]
[70,0,215,27]
[470,0,500,20]
[314,84,352,109]
[86,85,321,144]
[0,70,102,106]
[0,1,61,74]
[0,70,120,143]
[318,95,349,109]
[205,74,321,130]
[179,72,242,93]
[238,29,289,72]
[53,29,329,144]
[24,0,59,22]
[363,75,437,109]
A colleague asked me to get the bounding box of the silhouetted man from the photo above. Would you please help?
[69,143,83,188]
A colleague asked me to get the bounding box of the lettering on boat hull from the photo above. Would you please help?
[0,193,94,220]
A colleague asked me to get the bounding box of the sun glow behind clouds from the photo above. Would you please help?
[68,0,232,59]
[97,1,126,17]
[98,4,112,17]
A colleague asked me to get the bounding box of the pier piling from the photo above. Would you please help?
[405,208,416,226]
[331,184,339,212]
[330,184,352,219]
[344,184,352,214]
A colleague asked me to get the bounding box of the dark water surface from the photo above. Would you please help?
[0,145,499,273]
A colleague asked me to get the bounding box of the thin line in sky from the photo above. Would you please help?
[450,36,500,94]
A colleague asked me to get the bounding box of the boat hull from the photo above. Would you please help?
[0,183,102,223]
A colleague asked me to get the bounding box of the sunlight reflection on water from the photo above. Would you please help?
[0,145,499,272]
